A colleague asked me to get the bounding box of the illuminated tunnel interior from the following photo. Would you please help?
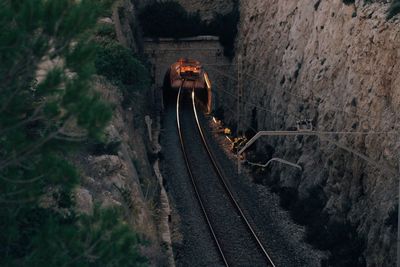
[163,59,212,114]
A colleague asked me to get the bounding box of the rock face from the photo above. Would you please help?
[219,0,400,265]
[72,1,169,264]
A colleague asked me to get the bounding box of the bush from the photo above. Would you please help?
[342,0,355,5]
[306,217,366,266]
[139,1,205,38]
[96,23,117,40]
[87,140,121,155]
[96,43,149,88]
[4,207,148,266]
[138,1,239,58]
[290,186,326,225]
[277,185,366,266]
[207,8,240,58]
[278,187,298,210]
[388,0,400,19]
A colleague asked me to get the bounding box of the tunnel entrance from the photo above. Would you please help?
[163,58,212,114]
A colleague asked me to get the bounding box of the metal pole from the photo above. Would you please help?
[237,54,243,174]
[397,158,400,267]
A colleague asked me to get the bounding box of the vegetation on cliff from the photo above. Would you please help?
[388,0,400,19]
[0,0,148,265]
[138,0,239,58]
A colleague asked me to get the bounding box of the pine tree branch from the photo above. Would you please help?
[1,57,36,113]
[54,135,88,142]
[0,106,45,135]
[0,197,37,204]
[0,128,60,171]
[0,189,27,197]
[63,234,107,267]
[0,174,44,184]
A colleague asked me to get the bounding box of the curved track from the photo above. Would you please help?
[176,86,276,267]
[176,86,229,266]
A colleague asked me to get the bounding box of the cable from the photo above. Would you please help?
[206,65,301,121]
[206,63,400,131]
[206,63,399,176]
[238,59,400,130]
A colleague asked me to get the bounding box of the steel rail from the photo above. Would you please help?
[190,90,276,267]
[176,86,229,267]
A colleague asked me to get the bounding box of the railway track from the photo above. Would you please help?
[176,86,276,267]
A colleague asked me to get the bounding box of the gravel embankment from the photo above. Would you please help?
[199,112,326,267]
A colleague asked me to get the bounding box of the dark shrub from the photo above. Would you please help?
[388,0,400,19]
[96,23,116,40]
[138,1,239,58]
[306,217,366,266]
[87,140,121,155]
[343,0,355,5]
[290,185,326,225]
[138,1,204,38]
[96,42,149,88]
[279,187,298,210]
[207,8,240,58]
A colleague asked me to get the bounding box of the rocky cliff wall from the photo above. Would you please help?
[220,0,400,265]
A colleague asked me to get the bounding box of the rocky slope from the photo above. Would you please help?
[73,1,171,265]
[218,0,400,265]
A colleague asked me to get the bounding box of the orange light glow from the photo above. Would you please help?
[180,66,200,73]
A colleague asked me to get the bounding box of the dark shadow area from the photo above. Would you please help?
[260,174,367,267]
[138,1,239,58]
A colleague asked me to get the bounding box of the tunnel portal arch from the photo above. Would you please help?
[144,36,230,114]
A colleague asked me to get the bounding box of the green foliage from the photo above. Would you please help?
[388,0,400,19]
[207,8,240,58]
[87,139,122,155]
[138,1,204,38]
[1,207,147,267]
[0,0,147,265]
[138,1,239,58]
[28,207,147,267]
[95,42,149,89]
[96,23,117,40]
[95,42,150,105]
[342,0,355,5]
[0,0,108,206]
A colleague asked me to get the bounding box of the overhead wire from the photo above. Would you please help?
[205,61,399,177]
[206,65,302,121]
[206,64,399,135]
[237,57,400,131]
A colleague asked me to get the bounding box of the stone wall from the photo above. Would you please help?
[144,36,231,109]
[220,0,400,265]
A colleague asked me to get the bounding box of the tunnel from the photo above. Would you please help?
[162,58,212,114]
